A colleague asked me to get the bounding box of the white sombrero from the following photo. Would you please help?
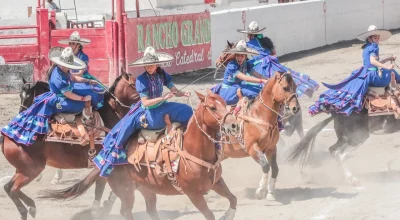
[237,21,266,34]
[58,31,91,45]
[128,46,174,67]
[224,40,259,56]
[356,25,392,42]
[49,47,87,70]
[48,46,64,60]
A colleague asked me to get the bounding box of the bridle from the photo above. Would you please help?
[188,95,234,144]
[258,72,298,119]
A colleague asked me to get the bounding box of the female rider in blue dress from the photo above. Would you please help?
[59,31,104,110]
[1,47,95,146]
[212,40,268,106]
[309,25,399,116]
[238,21,319,98]
[94,46,193,177]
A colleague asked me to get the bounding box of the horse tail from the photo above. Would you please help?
[39,168,100,200]
[285,115,335,167]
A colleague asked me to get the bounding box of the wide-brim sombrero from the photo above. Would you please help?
[356,26,392,42]
[49,47,87,70]
[128,47,174,67]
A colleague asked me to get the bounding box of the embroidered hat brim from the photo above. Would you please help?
[58,38,91,45]
[237,27,266,34]
[49,54,87,70]
[224,46,259,56]
[128,52,174,67]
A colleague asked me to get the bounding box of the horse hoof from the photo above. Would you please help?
[255,188,267,200]
[267,193,277,201]
[35,174,42,182]
[29,207,37,218]
[50,178,60,185]
[91,200,101,220]
[102,200,114,216]
[219,207,236,220]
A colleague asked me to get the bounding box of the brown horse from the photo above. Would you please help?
[40,90,240,220]
[1,71,140,220]
[222,71,300,201]
[215,40,305,140]
[17,78,120,217]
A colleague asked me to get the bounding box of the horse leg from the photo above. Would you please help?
[138,187,160,220]
[5,170,41,220]
[333,143,361,186]
[266,152,279,201]
[102,191,117,216]
[35,173,42,182]
[50,169,63,185]
[186,193,215,220]
[294,111,305,139]
[211,177,237,220]
[107,168,135,220]
[90,177,109,219]
[246,144,270,200]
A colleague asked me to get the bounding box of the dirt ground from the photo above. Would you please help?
[1,33,400,220]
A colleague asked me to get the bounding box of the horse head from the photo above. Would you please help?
[19,80,49,113]
[195,89,239,136]
[215,40,237,68]
[105,68,141,118]
[266,71,300,115]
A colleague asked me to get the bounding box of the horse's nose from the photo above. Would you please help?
[292,106,300,114]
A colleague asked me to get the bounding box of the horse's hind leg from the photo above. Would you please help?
[186,193,215,220]
[91,177,109,219]
[138,187,160,220]
[212,177,237,220]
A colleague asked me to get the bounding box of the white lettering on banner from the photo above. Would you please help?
[175,49,205,66]
[159,61,172,68]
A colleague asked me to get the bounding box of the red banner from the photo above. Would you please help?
[125,12,212,76]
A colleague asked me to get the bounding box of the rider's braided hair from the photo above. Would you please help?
[361,37,371,49]
[259,36,275,52]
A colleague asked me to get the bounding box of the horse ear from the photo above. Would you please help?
[22,77,27,84]
[195,90,205,103]
[227,40,233,47]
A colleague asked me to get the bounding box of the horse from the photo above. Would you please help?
[284,104,400,186]
[1,71,141,220]
[215,40,305,140]
[40,89,240,220]
[221,71,300,201]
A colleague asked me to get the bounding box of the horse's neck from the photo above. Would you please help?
[183,108,218,162]
[98,95,121,129]
[250,79,280,123]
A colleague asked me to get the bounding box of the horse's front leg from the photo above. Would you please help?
[247,143,270,200]
[50,169,63,185]
[266,151,279,201]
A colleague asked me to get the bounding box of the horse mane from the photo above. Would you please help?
[259,36,275,52]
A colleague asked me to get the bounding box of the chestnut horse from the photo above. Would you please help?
[1,72,140,220]
[41,90,240,220]
[215,40,305,139]
[222,72,300,201]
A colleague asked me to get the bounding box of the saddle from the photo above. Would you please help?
[127,114,184,177]
[365,72,400,118]
[46,102,109,167]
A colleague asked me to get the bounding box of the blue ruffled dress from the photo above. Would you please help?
[309,43,400,116]
[1,67,86,146]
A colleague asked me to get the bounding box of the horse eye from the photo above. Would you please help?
[210,106,217,111]
[283,87,290,92]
